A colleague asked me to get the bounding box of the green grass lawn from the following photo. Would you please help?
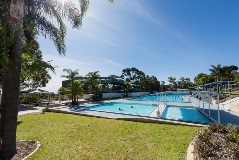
[17,113,201,160]
[223,90,239,95]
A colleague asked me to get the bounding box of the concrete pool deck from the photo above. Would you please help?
[189,96,239,125]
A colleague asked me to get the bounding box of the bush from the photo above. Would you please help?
[20,94,39,104]
[194,124,239,160]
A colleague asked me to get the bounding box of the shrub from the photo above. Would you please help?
[194,124,239,160]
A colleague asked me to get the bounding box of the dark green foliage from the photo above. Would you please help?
[226,124,239,144]
[121,67,162,92]
[140,75,160,93]
[19,94,39,105]
[194,124,239,160]
[194,64,239,85]
[121,67,146,84]
[209,124,228,134]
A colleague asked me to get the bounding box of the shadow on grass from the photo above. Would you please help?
[17,121,23,125]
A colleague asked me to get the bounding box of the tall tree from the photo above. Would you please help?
[168,76,177,90]
[85,71,101,94]
[0,1,113,157]
[0,1,26,158]
[61,69,79,105]
[21,53,55,89]
[20,16,55,89]
[121,67,145,84]
[140,75,160,93]
[184,77,193,88]
[178,77,192,89]
[178,77,186,89]
[123,82,132,96]
[73,80,84,103]
[161,81,165,91]
[194,73,214,85]
[209,64,222,82]
[58,87,70,102]
[234,72,239,83]
[221,65,238,81]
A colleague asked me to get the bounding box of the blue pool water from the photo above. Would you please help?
[129,94,187,102]
[85,102,157,116]
[161,106,211,124]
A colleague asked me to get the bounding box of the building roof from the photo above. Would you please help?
[194,81,235,88]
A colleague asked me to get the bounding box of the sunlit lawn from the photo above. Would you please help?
[17,113,201,160]
[223,90,239,95]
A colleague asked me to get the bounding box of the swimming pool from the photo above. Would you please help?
[129,94,187,102]
[85,102,157,116]
[161,106,211,124]
[81,102,211,124]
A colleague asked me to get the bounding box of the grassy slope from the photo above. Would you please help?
[17,113,200,160]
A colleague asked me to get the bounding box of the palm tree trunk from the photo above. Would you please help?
[0,0,24,158]
[71,80,74,105]
[0,34,22,158]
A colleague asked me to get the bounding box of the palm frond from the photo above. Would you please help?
[29,12,66,54]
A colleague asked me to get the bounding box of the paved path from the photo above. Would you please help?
[18,103,69,115]
[18,106,44,115]
[190,96,239,125]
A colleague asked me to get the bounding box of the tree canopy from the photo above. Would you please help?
[194,64,239,85]
[0,0,106,157]
[61,69,80,104]
[121,67,145,84]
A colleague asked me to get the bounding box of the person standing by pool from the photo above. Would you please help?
[157,111,161,117]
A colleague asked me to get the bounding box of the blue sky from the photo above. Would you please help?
[39,0,239,93]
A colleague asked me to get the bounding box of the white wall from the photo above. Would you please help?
[128,92,150,97]
[102,93,126,99]
[83,92,150,99]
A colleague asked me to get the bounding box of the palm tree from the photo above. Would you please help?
[61,69,79,105]
[209,64,222,82]
[209,64,222,92]
[168,76,176,90]
[85,71,101,93]
[58,87,70,102]
[0,0,113,157]
[85,71,102,100]
[73,80,84,103]
[0,1,26,157]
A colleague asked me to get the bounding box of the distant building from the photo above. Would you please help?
[62,77,124,87]
[62,77,125,93]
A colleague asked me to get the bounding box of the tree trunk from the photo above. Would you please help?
[71,80,74,105]
[0,0,24,158]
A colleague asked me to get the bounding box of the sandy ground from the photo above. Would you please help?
[230,103,239,114]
